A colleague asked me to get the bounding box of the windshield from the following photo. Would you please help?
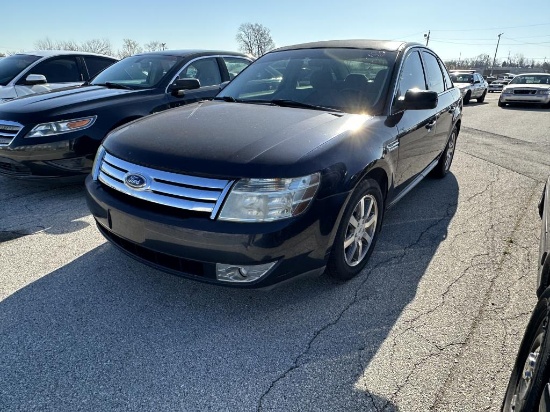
[217,48,397,114]
[91,55,181,89]
[0,54,41,86]
[509,75,549,85]
[450,73,473,83]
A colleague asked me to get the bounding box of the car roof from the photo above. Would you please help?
[14,50,117,59]
[271,39,420,53]
[514,73,549,76]
[132,50,249,58]
[450,70,476,73]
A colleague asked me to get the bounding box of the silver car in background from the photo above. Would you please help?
[449,70,488,104]
[0,51,117,102]
[498,73,550,108]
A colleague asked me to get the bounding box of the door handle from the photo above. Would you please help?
[426,118,437,130]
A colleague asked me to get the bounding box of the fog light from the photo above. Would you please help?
[216,261,276,283]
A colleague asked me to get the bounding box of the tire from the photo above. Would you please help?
[463,91,471,105]
[477,90,487,103]
[430,126,457,179]
[326,179,383,281]
[502,287,550,412]
[498,99,505,108]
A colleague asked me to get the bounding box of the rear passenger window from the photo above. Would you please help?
[438,59,453,90]
[222,57,250,80]
[395,51,426,102]
[421,52,445,94]
[29,57,81,83]
[84,56,115,79]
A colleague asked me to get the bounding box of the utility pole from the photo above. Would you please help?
[490,33,503,76]
[161,43,166,51]
[424,31,430,46]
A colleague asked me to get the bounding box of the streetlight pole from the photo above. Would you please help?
[424,31,430,46]
[490,33,503,76]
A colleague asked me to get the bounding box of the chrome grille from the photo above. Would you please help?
[98,152,234,218]
[514,89,536,95]
[0,121,23,146]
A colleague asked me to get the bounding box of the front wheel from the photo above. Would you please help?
[463,91,471,105]
[430,126,457,179]
[326,179,383,281]
[502,287,550,412]
[498,99,505,107]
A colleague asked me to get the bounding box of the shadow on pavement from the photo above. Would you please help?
[0,176,89,241]
[0,174,459,411]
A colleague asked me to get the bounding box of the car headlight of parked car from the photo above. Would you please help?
[218,173,321,222]
[25,116,97,138]
[502,89,514,95]
[537,89,550,95]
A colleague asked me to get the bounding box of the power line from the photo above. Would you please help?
[430,22,550,32]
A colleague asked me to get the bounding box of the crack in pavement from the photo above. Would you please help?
[257,199,458,411]
[430,178,540,410]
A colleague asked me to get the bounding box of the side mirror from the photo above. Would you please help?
[399,89,438,110]
[25,74,47,85]
[169,78,201,96]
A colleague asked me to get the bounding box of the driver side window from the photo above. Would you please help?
[394,51,426,104]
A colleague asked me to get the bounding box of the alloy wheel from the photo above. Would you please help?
[343,194,378,266]
[445,131,457,171]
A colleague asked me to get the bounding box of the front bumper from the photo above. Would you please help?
[500,92,550,105]
[85,176,349,288]
[0,138,99,179]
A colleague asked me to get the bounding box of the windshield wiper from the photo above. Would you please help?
[270,99,342,112]
[94,82,133,90]
[214,96,238,102]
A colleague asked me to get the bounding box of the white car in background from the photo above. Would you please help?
[449,70,488,104]
[488,79,510,93]
[498,73,550,108]
[0,51,116,102]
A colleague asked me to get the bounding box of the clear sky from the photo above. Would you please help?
[1,0,549,64]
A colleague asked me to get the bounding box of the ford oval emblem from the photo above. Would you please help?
[124,173,149,190]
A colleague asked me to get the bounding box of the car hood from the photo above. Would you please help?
[103,100,376,178]
[0,86,147,120]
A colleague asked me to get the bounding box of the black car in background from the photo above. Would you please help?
[502,178,550,411]
[0,50,252,178]
[86,40,462,288]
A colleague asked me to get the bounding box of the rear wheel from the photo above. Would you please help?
[326,179,383,281]
[430,126,457,179]
[477,90,487,103]
[502,287,550,412]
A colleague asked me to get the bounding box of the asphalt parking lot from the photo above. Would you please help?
[1,92,549,411]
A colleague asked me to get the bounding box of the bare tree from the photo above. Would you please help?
[235,23,275,57]
[57,40,80,51]
[81,38,113,56]
[34,37,58,50]
[117,39,142,59]
[144,41,166,52]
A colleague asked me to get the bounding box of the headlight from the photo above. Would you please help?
[537,89,550,95]
[25,116,96,138]
[91,145,106,180]
[502,89,514,94]
[218,173,320,222]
